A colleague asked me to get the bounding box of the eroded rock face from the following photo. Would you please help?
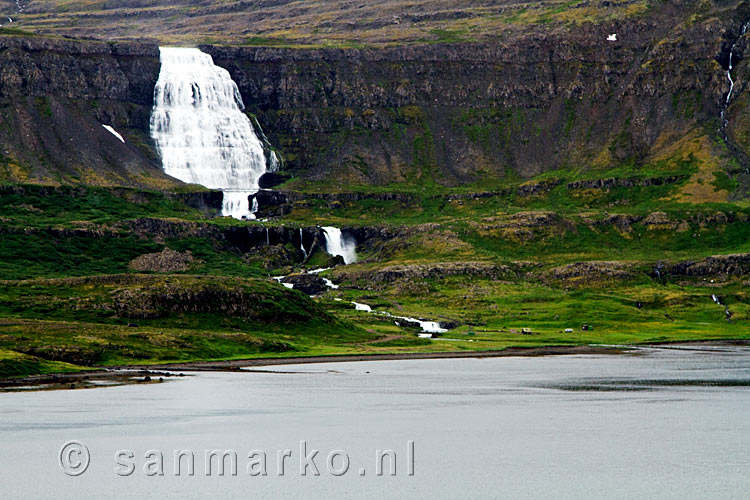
[0,37,171,188]
[667,254,750,277]
[335,262,519,288]
[2,0,749,189]
[243,244,299,271]
[204,2,742,185]
[548,261,635,282]
[129,248,198,273]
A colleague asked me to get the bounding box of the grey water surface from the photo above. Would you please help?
[2,346,750,499]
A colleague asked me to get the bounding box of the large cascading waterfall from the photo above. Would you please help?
[150,47,269,219]
[322,227,357,264]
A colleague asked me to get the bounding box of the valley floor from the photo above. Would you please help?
[1,168,749,380]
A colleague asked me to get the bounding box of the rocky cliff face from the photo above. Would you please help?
[0,36,177,187]
[203,0,750,188]
[2,0,750,191]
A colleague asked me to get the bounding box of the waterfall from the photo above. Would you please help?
[322,227,358,264]
[720,22,750,140]
[299,228,308,259]
[266,227,270,246]
[150,47,268,219]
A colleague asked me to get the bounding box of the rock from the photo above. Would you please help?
[251,190,417,218]
[340,262,516,283]
[548,261,634,282]
[244,244,298,270]
[567,175,687,191]
[0,36,172,189]
[667,254,750,278]
[258,172,291,188]
[438,320,459,329]
[643,212,676,231]
[393,318,422,329]
[280,274,329,295]
[129,248,199,273]
[166,190,223,214]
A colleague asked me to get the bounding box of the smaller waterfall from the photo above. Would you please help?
[352,302,372,312]
[725,23,749,104]
[266,227,270,246]
[299,228,308,259]
[221,191,256,219]
[322,227,357,264]
[720,22,750,139]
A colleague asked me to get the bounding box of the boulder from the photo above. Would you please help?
[281,274,329,295]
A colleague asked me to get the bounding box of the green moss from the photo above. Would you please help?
[712,171,739,193]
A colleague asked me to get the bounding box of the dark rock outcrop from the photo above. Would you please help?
[167,190,223,214]
[258,172,291,189]
[667,254,750,278]
[280,274,329,295]
[548,261,635,282]
[336,261,517,284]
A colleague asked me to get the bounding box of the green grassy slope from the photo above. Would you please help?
[0,168,748,379]
[7,0,652,46]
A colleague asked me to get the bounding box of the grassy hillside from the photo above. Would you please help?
[0,0,749,380]
[6,0,652,46]
[0,274,372,378]
[0,172,748,379]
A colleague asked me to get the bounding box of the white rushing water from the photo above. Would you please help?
[720,22,750,138]
[348,300,446,333]
[299,228,308,259]
[150,47,269,219]
[322,226,358,264]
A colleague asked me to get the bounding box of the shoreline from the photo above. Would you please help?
[141,344,627,372]
[0,345,623,390]
[2,341,748,391]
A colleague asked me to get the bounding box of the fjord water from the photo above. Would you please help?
[150,47,268,218]
[2,347,750,499]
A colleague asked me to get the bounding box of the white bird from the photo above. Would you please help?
[607,34,617,41]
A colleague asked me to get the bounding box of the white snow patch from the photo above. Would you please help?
[102,125,125,143]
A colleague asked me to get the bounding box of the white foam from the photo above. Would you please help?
[150,47,268,219]
[322,227,357,264]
